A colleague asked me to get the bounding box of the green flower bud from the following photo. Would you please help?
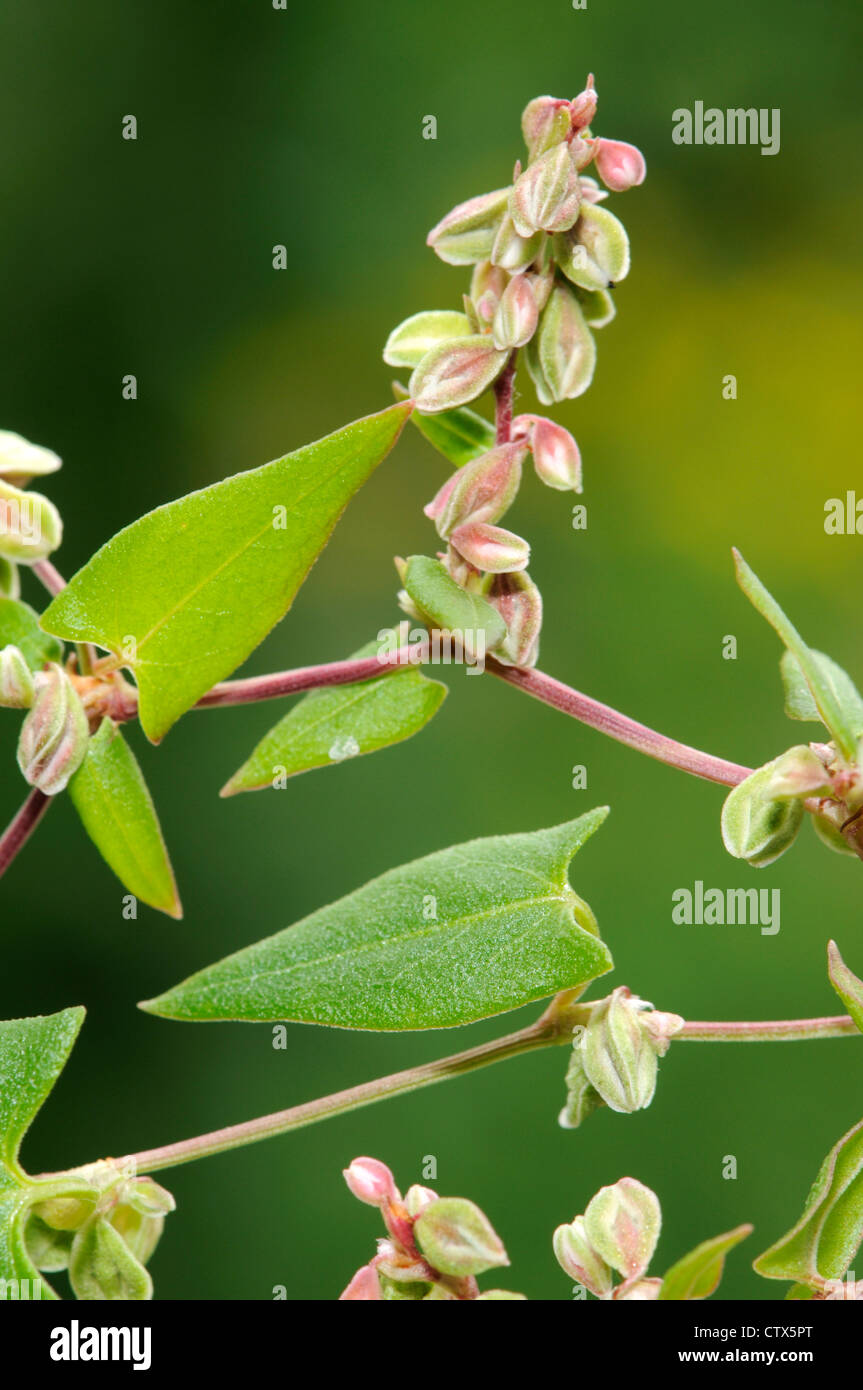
[492,274,539,349]
[510,142,581,238]
[0,429,62,485]
[554,205,631,291]
[553,1215,613,1297]
[0,644,34,708]
[521,96,572,162]
[0,556,20,599]
[531,283,596,403]
[427,188,510,266]
[721,760,806,867]
[490,214,544,273]
[474,1288,527,1300]
[414,1196,509,1277]
[409,336,508,414]
[17,662,90,795]
[68,1216,153,1301]
[581,988,683,1113]
[0,479,62,562]
[584,1177,661,1282]
[383,310,472,369]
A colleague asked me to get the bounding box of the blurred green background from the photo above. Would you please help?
[1,0,861,1300]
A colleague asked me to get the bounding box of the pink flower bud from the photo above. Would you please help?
[339,1262,382,1300]
[487,571,543,668]
[409,336,508,414]
[594,138,647,192]
[492,275,539,350]
[17,663,90,795]
[343,1157,399,1208]
[521,96,572,163]
[569,75,597,134]
[509,142,581,238]
[531,417,582,492]
[450,521,530,574]
[425,443,526,538]
[583,1177,661,1283]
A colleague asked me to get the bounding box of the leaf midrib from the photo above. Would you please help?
[198,890,578,997]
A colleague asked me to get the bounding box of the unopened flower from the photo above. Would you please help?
[521,95,573,162]
[490,214,544,273]
[580,987,683,1114]
[514,415,582,491]
[409,337,507,414]
[17,663,90,795]
[427,188,510,266]
[594,138,647,192]
[0,429,62,484]
[450,521,530,573]
[487,571,543,668]
[584,1178,661,1283]
[569,75,598,134]
[0,644,34,709]
[492,275,539,350]
[553,1215,613,1298]
[424,443,526,538]
[509,142,581,238]
[529,283,596,403]
[343,1157,399,1208]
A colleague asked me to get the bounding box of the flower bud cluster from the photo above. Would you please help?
[553,1176,662,1300]
[25,1162,175,1301]
[384,78,645,669]
[340,1156,522,1301]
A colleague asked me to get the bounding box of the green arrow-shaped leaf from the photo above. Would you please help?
[68,719,181,918]
[0,1007,85,1301]
[222,638,447,794]
[753,1117,863,1286]
[734,551,858,761]
[659,1224,752,1300]
[0,598,63,671]
[827,941,863,1034]
[780,649,863,737]
[140,810,613,1030]
[41,403,412,742]
[394,381,496,467]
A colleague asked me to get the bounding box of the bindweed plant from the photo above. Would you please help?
[1,77,862,1303]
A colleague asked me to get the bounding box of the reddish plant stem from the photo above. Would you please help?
[494,352,518,444]
[487,658,752,788]
[679,1015,858,1042]
[31,559,66,597]
[0,788,52,881]
[195,643,427,709]
[89,1008,856,1179]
